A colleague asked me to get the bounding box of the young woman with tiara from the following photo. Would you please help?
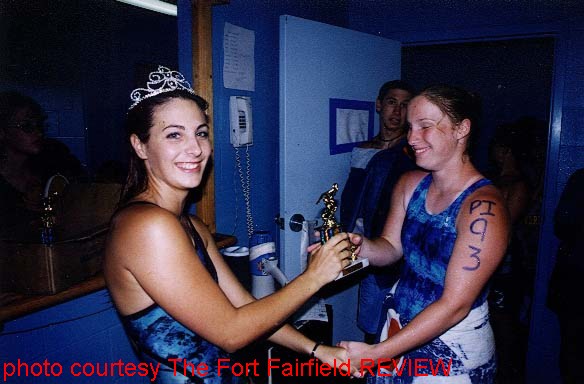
[104,66,354,383]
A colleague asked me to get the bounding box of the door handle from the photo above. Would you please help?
[289,213,305,232]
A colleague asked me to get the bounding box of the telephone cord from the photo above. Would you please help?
[235,145,254,238]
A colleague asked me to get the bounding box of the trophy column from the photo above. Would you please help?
[315,183,369,280]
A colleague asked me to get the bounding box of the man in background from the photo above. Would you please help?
[340,80,416,342]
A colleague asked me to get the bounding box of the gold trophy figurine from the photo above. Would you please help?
[316,183,369,280]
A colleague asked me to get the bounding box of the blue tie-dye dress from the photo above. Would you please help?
[117,202,237,384]
[370,174,497,384]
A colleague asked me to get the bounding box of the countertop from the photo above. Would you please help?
[0,233,236,323]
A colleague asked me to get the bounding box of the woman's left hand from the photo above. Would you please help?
[313,344,357,377]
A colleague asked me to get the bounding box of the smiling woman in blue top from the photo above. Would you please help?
[104,66,354,383]
[340,85,510,383]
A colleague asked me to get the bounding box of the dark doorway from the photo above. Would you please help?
[403,37,553,170]
[403,37,555,383]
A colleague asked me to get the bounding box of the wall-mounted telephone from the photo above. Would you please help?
[229,96,253,147]
[230,96,254,237]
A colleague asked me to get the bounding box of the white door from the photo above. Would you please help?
[279,15,401,343]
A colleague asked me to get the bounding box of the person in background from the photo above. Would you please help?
[0,90,83,239]
[547,168,584,384]
[506,117,547,329]
[340,85,509,383]
[487,126,531,382]
[340,80,416,343]
[488,126,530,225]
[104,66,354,383]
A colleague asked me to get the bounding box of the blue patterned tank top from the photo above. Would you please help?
[395,174,492,323]
[115,202,233,384]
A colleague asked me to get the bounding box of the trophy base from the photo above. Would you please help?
[335,257,369,280]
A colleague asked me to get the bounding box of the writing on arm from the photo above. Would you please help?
[463,199,497,271]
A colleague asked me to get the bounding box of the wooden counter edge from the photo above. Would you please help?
[0,234,236,324]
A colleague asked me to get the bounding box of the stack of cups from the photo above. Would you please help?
[249,230,276,299]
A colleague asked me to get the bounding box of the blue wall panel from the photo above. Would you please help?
[1,291,142,383]
[211,0,348,246]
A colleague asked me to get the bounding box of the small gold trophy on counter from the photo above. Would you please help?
[316,183,369,280]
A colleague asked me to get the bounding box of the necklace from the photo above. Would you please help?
[374,134,402,145]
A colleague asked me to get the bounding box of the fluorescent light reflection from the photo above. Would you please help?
[116,0,177,16]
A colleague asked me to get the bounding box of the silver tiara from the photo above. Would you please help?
[129,66,196,110]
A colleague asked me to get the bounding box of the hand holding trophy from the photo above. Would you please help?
[316,183,369,280]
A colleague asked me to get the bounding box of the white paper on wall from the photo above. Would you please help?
[223,23,255,91]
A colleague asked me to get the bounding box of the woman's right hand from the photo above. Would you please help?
[304,233,353,286]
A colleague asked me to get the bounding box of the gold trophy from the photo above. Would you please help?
[316,183,369,280]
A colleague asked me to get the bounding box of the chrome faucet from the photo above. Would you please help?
[40,174,69,245]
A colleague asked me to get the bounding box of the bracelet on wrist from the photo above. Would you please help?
[310,341,323,359]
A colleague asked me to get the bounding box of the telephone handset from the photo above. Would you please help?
[229,96,253,147]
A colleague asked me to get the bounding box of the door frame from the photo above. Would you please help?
[178,0,230,233]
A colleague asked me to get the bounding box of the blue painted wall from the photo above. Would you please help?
[211,0,348,246]
[0,291,141,383]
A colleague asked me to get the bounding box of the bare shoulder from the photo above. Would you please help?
[398,170,429,196]
[400,170,428,188]
[107,204,187,266]
[388,170,429,212]
[458,183,509,230]
[462,183,507,215]
[110,204,181,239]
[104,204,195,312]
